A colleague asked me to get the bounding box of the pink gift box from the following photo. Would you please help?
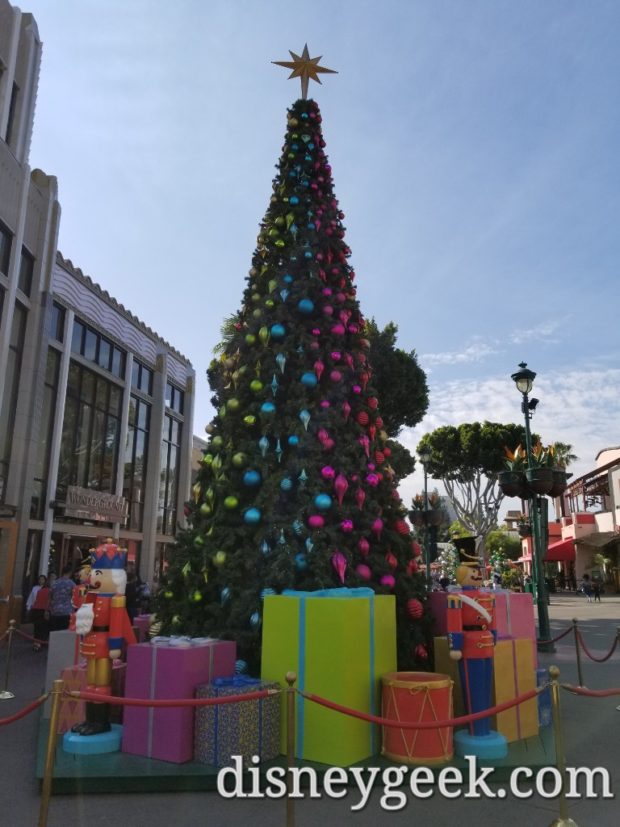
[122,640,236,763]
[429,590,535,639]
[133,614,152,642]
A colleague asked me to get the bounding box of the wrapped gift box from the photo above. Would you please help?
[122,639,236,763]
[195,675,280,767]
[492,638,539,743]
[57,661,126,733]
[43,629,80,717]
[261,588,396,766]
[434,636,539,743]
[132,614,152,643]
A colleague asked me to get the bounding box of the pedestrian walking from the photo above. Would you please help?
[581,573,593,603]
[48,564,75,630]
[593,580,602,602]
[26,575,50,650]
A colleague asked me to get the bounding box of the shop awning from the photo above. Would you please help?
[577,532,619,550]
[544,538,576,562]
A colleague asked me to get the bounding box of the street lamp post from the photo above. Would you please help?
[418,448,432,585]
[511,362,554,653]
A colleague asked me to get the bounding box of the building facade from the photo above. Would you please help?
[0,0,195,631]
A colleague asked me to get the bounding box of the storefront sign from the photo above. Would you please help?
[65,487,128,523]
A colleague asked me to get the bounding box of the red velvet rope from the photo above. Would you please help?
[298,686,544,729]
[561,683,620,698]
[537,626,573,645]
[68,688,281,707]
[13,628,49,646]
[576,630,618,663]
[0,694,49,726]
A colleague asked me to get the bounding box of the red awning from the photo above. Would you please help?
[544,538,576,562]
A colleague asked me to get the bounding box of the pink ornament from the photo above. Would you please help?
[335,292,346,304]
[355,488,366,510]
[344,353,354,369]
[321,466,336,480]
[309,341,320,350]
[358,435,370,457]
[367,463,376,471]
[341,519,354,533]
[342,401,352,421]
[330,351,341,361]
[365,473,379,487]
[322,305,334,317]
[320,399,330,408]
[358,538,370,557]
[350,474,359,482]
[348,324,359,334]
[352,385,362,394]
[314,360,325,380]
[308,515,325,529]
[380,574,395,589]
[331,323,345,336]
[321,287,332,296]
[311,328,321,336]
[322,438,335,451]
[330,370,342,382]
[371,518,384,539]
[318,428,329,443]
[356,563,371,581]
[334,473,349,505]
[331,551,347,584]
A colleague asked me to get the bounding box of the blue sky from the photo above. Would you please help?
[25,0,620,508]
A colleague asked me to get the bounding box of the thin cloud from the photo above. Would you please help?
[421,342,499,366]
[509,316,572,346]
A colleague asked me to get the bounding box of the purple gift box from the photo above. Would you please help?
[122,639,236,763]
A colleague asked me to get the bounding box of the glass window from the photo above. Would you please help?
[111,347,125,378]
[131,360,140,389]
[109,385,122,416]
[140,366,153,395]
[0,221,12,276]
[48,303,65,342]
[158,412,182,536]
[84,328,97,362]
[123,393,150,532]
[0,302,27,500]
[5,82,18,145]
[99,338,111,371]
[18,247,34,296]
[71,321,84,354]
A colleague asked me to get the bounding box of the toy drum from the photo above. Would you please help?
[381,672,454,765]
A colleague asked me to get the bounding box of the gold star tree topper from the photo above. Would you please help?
[273,44,337,99]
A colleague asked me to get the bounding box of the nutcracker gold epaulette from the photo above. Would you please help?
[111,595,126,608]
[447,595,461,609]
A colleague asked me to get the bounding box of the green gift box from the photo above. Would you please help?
[261,588,396,766]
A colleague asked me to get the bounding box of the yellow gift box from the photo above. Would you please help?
[261,589,396,766]
[434,636,538,743]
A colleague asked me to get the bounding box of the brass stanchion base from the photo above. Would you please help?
[0,690,15,700]
[537,640,556,654]
[548,818,579,826]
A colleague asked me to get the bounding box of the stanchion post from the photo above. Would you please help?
[548,666,579,827]
[38,679,64,827]
[572,619,583,687]
[285,671,297,827]
[0,619,17,700]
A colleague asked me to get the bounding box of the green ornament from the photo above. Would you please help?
[232,452,248,468]
[258,327,270,344]
[219,405,226,419]
[193,535,205,548]
[163,590,173,599]
[224,496,239,510]
[243,415,256,427]
[201,454,214,466]
[212,435,224,450]
[275,216,285,227]
[214,551,227,567]
[252,309,262,319]
[227,398,240,412]
[268,228,279,238]
[199,503,212,516]
[171,614,181,626]
[264,299,275,308]
[250,379,263,393]
[192,590,203,603]
[268,279,277,293]
[275,239,286,248]
[245,333,256,345]
[251,293,261,303]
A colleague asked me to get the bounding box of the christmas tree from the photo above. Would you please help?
[156,49,428,674]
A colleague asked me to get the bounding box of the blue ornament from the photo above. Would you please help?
[270,375,279,396]
[221,587,231,605]
[235,659,248,675]
[278,529,286,545]
[275,438,283,462]
[297,298,314,314]
[291,143,299,151]
[243,470,261,487]
[290,223,298,238]
[301,112,309,119]
[271,323,285,339]
[250,612,261,629]
[298,468,308,485]
[295,553,308,570]
[283,274,294,284]
[244,507,261,525]
[288,435,299,447]
[259,436,269,456]
[280,477,293,491]
[314,493,333,511]
[276,353,286,373]
[301,179,309,187]
[305,537,314,553]
[304,154,312,162]
[308,143,314,150]
[290,196,299,205]
[261,401,276,415]
[301,372,318,388]
[299,409,311,429]
[280,288,290,302]
[307,222,315,230]
[292,519,304,536]
[260,540,270,555]
[303,250,313,259]
[261,588,276,600]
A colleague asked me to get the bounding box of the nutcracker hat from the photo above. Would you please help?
[91,539,126,570]
[452,536,479,566]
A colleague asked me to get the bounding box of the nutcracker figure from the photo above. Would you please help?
[447,537,507,758]
[71,540,136,737]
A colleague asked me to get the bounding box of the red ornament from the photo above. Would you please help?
[375,416,384,429]
[356,411,369,426]
[407,559,419,575]
[358,537,370,557]
[385,552,398,570]
[334,473,349,505]
[406,598,424,619]
[415,643,429,661]
[342,401,352,421]
[367,397,378,409]
[375,450,385,465]
[355,487,366,510]
[411,541,422,558]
